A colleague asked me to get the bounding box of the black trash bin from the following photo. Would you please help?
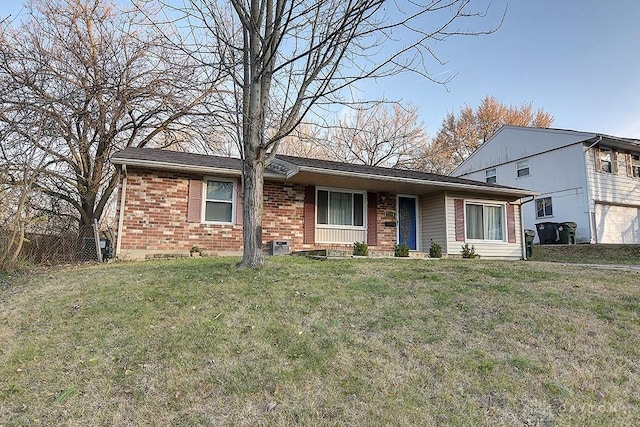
[559,222,577,244]
[535,222,559,244]
[524,229,535,258]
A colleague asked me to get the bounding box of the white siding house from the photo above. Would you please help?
[452,126,640,244]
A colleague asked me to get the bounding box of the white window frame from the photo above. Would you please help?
[202,177,236,225]
[485,168,497,183]
[516,159,530,178]
[316,186,367,230]
[464,200,507,242]
[535,197,553,219]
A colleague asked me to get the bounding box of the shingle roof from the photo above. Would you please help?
[111,147,534,197]
[276,154,516,190]
[111,147,287,176]
[112,147,245,171]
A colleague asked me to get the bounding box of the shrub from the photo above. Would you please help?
[461,243,478,259]
[429,240,442,258]
[394,243,409,257]
[353,241,368,256]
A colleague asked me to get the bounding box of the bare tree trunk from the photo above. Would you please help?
[240,148,265,268]
[9,220,26,263]
[1,183,29,270]
[173,0,505,267]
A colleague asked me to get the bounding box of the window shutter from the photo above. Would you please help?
[626,152,633,177]
[612,149,619,174]
[507,204,517,243]
[594,146,601,172]
[187,179,203,222]
[367,192,378,246]
[304,186,315,244]
[236,181,243,226]
[454,199,465,241]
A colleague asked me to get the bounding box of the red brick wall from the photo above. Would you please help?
[116,168,399,256]
[375,192,398,250]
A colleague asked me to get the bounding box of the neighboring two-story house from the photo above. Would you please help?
[452,126,640,244]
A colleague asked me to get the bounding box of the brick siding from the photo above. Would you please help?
[116,168,398,257]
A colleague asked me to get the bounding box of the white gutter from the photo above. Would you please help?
[111,158,285,180]
[115,164,127,258]
[112,158,242,177]
[514,196,535,260]
[583,136,602,152]
[294,166,536,198]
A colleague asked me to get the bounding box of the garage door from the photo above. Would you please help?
[595,204,640,243]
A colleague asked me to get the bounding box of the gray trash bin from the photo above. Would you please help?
[559,222,577,244]
[524,229,535,258]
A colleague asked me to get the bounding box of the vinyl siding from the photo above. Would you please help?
[316,228,366,244]
[420,194,447,253]
[585,146,640,207]
[585,146,640,243]
[445,194,523,259]
[457,143,591,244]
[454,126,595,176]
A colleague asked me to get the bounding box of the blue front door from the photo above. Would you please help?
[398,196,417,250]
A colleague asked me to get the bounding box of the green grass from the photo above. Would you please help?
[1,257,639,425]
[530,244,640,264]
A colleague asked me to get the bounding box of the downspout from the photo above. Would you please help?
[583,136,602,243]
[512,196,535,260]
[583,136,602,153]
[115,164,127,258]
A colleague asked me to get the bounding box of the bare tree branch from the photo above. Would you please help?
[158,0,506,267]
[0,0,222,234]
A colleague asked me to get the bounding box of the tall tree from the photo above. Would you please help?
[326,103,427,168]
[277,123,331,159]
[0,0,218,237]
[0,135,49,271]
[421,95,554,174]
[172,0,503,267]
[279,104,428,169]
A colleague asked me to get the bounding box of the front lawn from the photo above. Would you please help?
[1,257,639,425]
[530,244,640,265]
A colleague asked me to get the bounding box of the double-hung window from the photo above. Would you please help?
[600,148,612,173]
[516,160,530,177]
[204,179,235,223]
[632,154,640,178]
[317,188,365,227]
[536,197,553,218]
[485,168,497,183]
[465,203,504,241]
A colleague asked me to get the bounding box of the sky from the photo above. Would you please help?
[363,0,640,138]
[2,0,639,138]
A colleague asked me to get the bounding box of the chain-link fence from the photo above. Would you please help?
[0,222,114,266]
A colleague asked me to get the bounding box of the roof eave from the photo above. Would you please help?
[271,157,300,178]
[111,157,286,180]
[294,166,536,199]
